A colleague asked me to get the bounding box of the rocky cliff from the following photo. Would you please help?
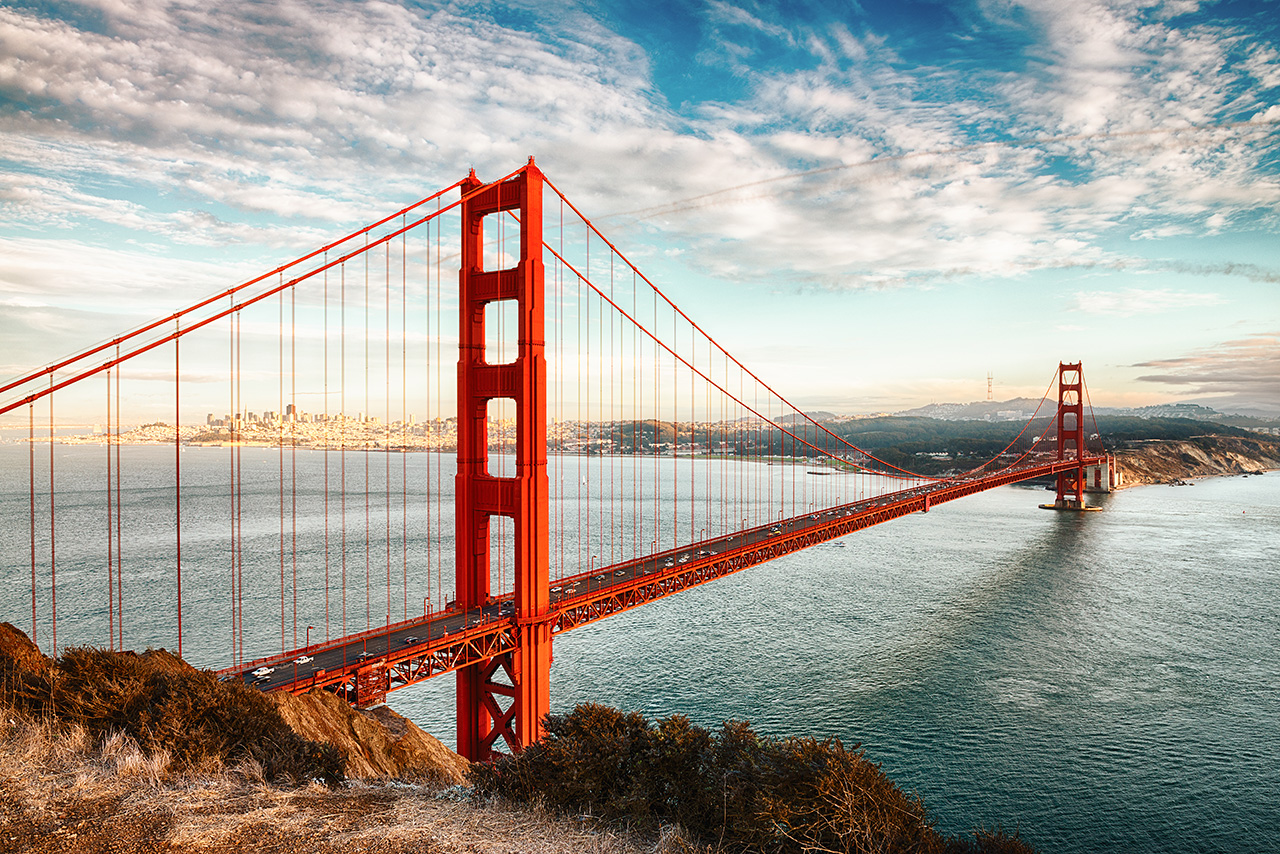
[1114,434,1280,485]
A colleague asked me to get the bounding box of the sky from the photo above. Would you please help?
[1,0,1278,418]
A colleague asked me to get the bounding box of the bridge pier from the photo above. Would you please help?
[1084,454,1120,493]
[1040,362,1103,512]
[455,162,551,761]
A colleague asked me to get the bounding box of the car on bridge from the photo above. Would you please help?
[252,666,274,677]
[293,655,313,665]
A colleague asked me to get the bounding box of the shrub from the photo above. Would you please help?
[471,704,1035,854]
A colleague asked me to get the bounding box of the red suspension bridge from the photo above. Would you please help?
[0,161,1112,761]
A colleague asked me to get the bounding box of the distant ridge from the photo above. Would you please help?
[894,398,1255,423]
[894,398,1043,421]
[778,410,838,424]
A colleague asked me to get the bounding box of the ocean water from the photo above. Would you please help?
[395,471,1280,853]
[1,442,1276,852]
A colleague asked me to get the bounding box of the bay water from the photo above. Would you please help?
[1,441,1276,852]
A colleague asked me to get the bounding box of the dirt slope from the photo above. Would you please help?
[271,688,468,784]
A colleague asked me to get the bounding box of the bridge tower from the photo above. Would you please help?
[1049,361,1089,510]
[455,161,551,760]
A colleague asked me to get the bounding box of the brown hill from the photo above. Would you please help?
[0,624,465,785]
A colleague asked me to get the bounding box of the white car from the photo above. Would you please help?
[293,655,313,665]
[251,666,274,677]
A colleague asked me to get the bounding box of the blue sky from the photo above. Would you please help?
[1,0,1278,417]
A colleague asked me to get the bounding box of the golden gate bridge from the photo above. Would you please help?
[0,160,1111,761]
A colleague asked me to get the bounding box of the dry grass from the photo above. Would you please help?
[0,639,343,785]
[0,714,685,854]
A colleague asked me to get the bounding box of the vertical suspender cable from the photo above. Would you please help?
[229,303,236,663]
[422,215,431,613]
[114,352,122,650]
[235,313,243,664]
[291,281,297,650]
[49,378,56,655]
[385,241,392,625]
[435,199,442,607]
[106,369,113,649]
[577,239,582,575]
[341,261,347,638]
[557,197,564,580]
[29,404,36,646]
[365,235,371,633]
[401,215,408,620]
[175,332,183,659]
[280,286,286,654]
[324,256,331,642]
[632,269,638,559]
[609,251,614,565]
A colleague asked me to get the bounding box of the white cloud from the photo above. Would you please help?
[1068,287,1225,316]
[0,0,1275,307]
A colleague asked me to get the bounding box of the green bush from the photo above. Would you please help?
[471,704,1035,854]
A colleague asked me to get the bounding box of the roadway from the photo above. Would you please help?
[223,453,1098,696]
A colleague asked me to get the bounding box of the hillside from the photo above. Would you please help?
[0,625,658,854]
[1114,435,1280,485]
[1,627,1039,853]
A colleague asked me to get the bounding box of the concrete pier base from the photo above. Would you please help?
[1039,498,1102,512]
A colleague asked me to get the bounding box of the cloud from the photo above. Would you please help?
[1131,332,1280,414]
[0,0,1276,305]
[1069,287,1225,316]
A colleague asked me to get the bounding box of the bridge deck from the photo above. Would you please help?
[220,455,1103,703]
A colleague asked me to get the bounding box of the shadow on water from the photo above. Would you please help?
[843,502,1106,700]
